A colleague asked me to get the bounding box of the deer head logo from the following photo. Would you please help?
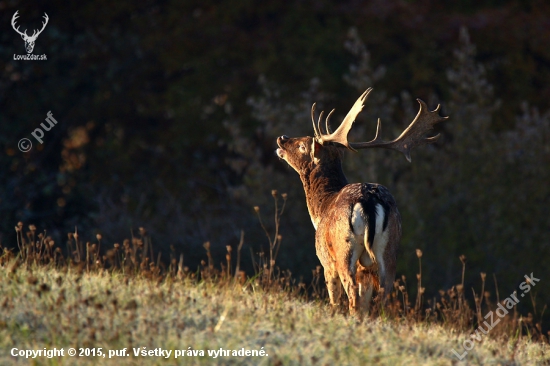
[11,11,49,54]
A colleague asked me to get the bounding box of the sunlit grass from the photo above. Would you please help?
[0,262,548,365]
[1,214,548,365]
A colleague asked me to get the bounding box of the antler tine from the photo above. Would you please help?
[317,110,325,136]
[29,13,49,39]
[317,87,373,150]
[37,13,49,35]
[11,11,27,36]
[311,103,320,138]
[349,98,448,162]
[11,10,19,26]
[325,109,335,134]
[372,118,383,142]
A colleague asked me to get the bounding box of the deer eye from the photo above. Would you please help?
[299,144,307,153]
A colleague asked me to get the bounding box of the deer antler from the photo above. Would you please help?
[312,88,448,162]
[11,11,27,37]
[32,13,49,39]
[311,88,373,151]
[11,11,49,40]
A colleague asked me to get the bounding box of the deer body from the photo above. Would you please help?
[277,135,400,314]
[277,88,447,316]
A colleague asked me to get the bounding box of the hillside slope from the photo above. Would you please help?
[0,265,548,365]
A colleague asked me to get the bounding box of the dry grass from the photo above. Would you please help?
[0,260,548,365]
[1,215,548,365]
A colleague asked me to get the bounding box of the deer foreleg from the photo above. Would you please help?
[324,266,342,307]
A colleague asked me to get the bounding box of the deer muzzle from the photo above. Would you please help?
[276,135,289,158]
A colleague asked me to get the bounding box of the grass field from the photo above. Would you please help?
[0,260,548,366]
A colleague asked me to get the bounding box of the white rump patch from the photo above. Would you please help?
[351,203,365,236]
[352,203,374,267]
[373,204,389,276]
[354,202,390,272]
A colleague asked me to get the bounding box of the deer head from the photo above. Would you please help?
[276,135,344,174]
[12,11,49,54]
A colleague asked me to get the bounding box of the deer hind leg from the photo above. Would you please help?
[338,266,359,316]
[357,248,379,314]
[334,238,363,317]
[356,264,376,313]
[351,203,379,315]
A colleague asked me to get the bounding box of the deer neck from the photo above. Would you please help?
[299,160,348,229]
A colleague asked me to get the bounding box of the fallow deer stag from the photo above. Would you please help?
[276,88,447,316]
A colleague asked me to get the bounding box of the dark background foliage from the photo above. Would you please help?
[1,0,548,323]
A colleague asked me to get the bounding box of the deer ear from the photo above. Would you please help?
[311,139,323,164]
